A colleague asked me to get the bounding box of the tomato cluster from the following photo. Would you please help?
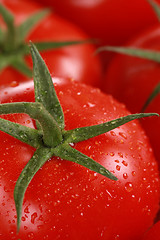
[0,0,160,240]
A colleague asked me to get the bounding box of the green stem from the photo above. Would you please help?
[14,147,54,232]
[147,0,160,21]
[53,143,118,181]
[34,39,93,52]
[96,46,160,63]
[0,117,42,148]
[30,42,65,129]
[17,9,50,44]
[142,83,160,112]
[63,113,158,143]
[0,102,62,147]
[0,4,15,51]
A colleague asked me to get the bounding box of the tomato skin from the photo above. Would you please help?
[36,0,160,46]
[0,0,102,87]
[142,221,160,240]
[0,78,159,240]
[104,24,160,165]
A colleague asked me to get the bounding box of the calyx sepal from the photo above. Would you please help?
[0,4,89,77]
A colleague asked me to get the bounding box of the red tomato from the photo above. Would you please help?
[0,78,159,240]
[36,0,160,46]
[142,221,160,240]
[104,24,160,165]
[0,0,102,87]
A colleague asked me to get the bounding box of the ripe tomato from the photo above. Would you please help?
[0,0,102,87]
[104,24,160,165]
[36,0,160,46]
[0,77,159,240]
[142,221,160,240]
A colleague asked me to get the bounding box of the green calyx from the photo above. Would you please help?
[96,1,160,62]
[147,0,160,21]
[142,82,160,112]
[0,4,88,78]
[0,43,158,232]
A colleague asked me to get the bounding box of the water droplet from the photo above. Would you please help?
[99,168,106,175]
[110,131,116,136]
[10,81,19,87]
[26,120,31,124]
[24,225,28,230]
[114,235,120,239]
[28,232,34,239]
[110,152,115,157]
[59,91,63,95]
[122,160,128,167]
[88,102,95,107]
[123,173,128,179]
[142,177,147,182]
[132,171,136,176]
[37,225,43,230]
[119,132,127,139]
[31,212,38,224]
[100,179,106,185]
[114,160,119,163]
[125,182,133,192]
[116,165,121,171]
[24,206,30,213]
[21,216,26,221]
[118,152,123,158]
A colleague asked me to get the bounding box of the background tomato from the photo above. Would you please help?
[0,0,102,87]
[36,0,160,46]
[0,78,159,240]
[104,24,160,165]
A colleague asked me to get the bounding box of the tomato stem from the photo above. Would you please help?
[96,46,160,63]
[0,117,42,148]
[0,4,91,78]
[30,41,65,129]
[142,82,160,112]
[0,102,62,147]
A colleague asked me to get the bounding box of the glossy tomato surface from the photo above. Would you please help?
[0,0,102,87]
[142,221,160,240]
[0,78,159,240]
[104,24,160,165]
[36,0,160,46]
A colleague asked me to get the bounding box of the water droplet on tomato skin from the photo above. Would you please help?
[132,171,136,176]
[125,182,133,192]
[27,232,35,239]
[116,165,121,171]
[119,132,127,139]
[114,234,120,239]
[110,152,115,157]
[21,216,26,222]
[24,225,28,230]
[123,173,128,179]
[122,160,128,167]
[118,152,123,158]
[31,212,38,224]
[110,131,116,136]
[10,81,19,87]
[100,179,106,185]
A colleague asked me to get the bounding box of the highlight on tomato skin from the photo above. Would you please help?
[0,76,159,240]
[0,0,103,87]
